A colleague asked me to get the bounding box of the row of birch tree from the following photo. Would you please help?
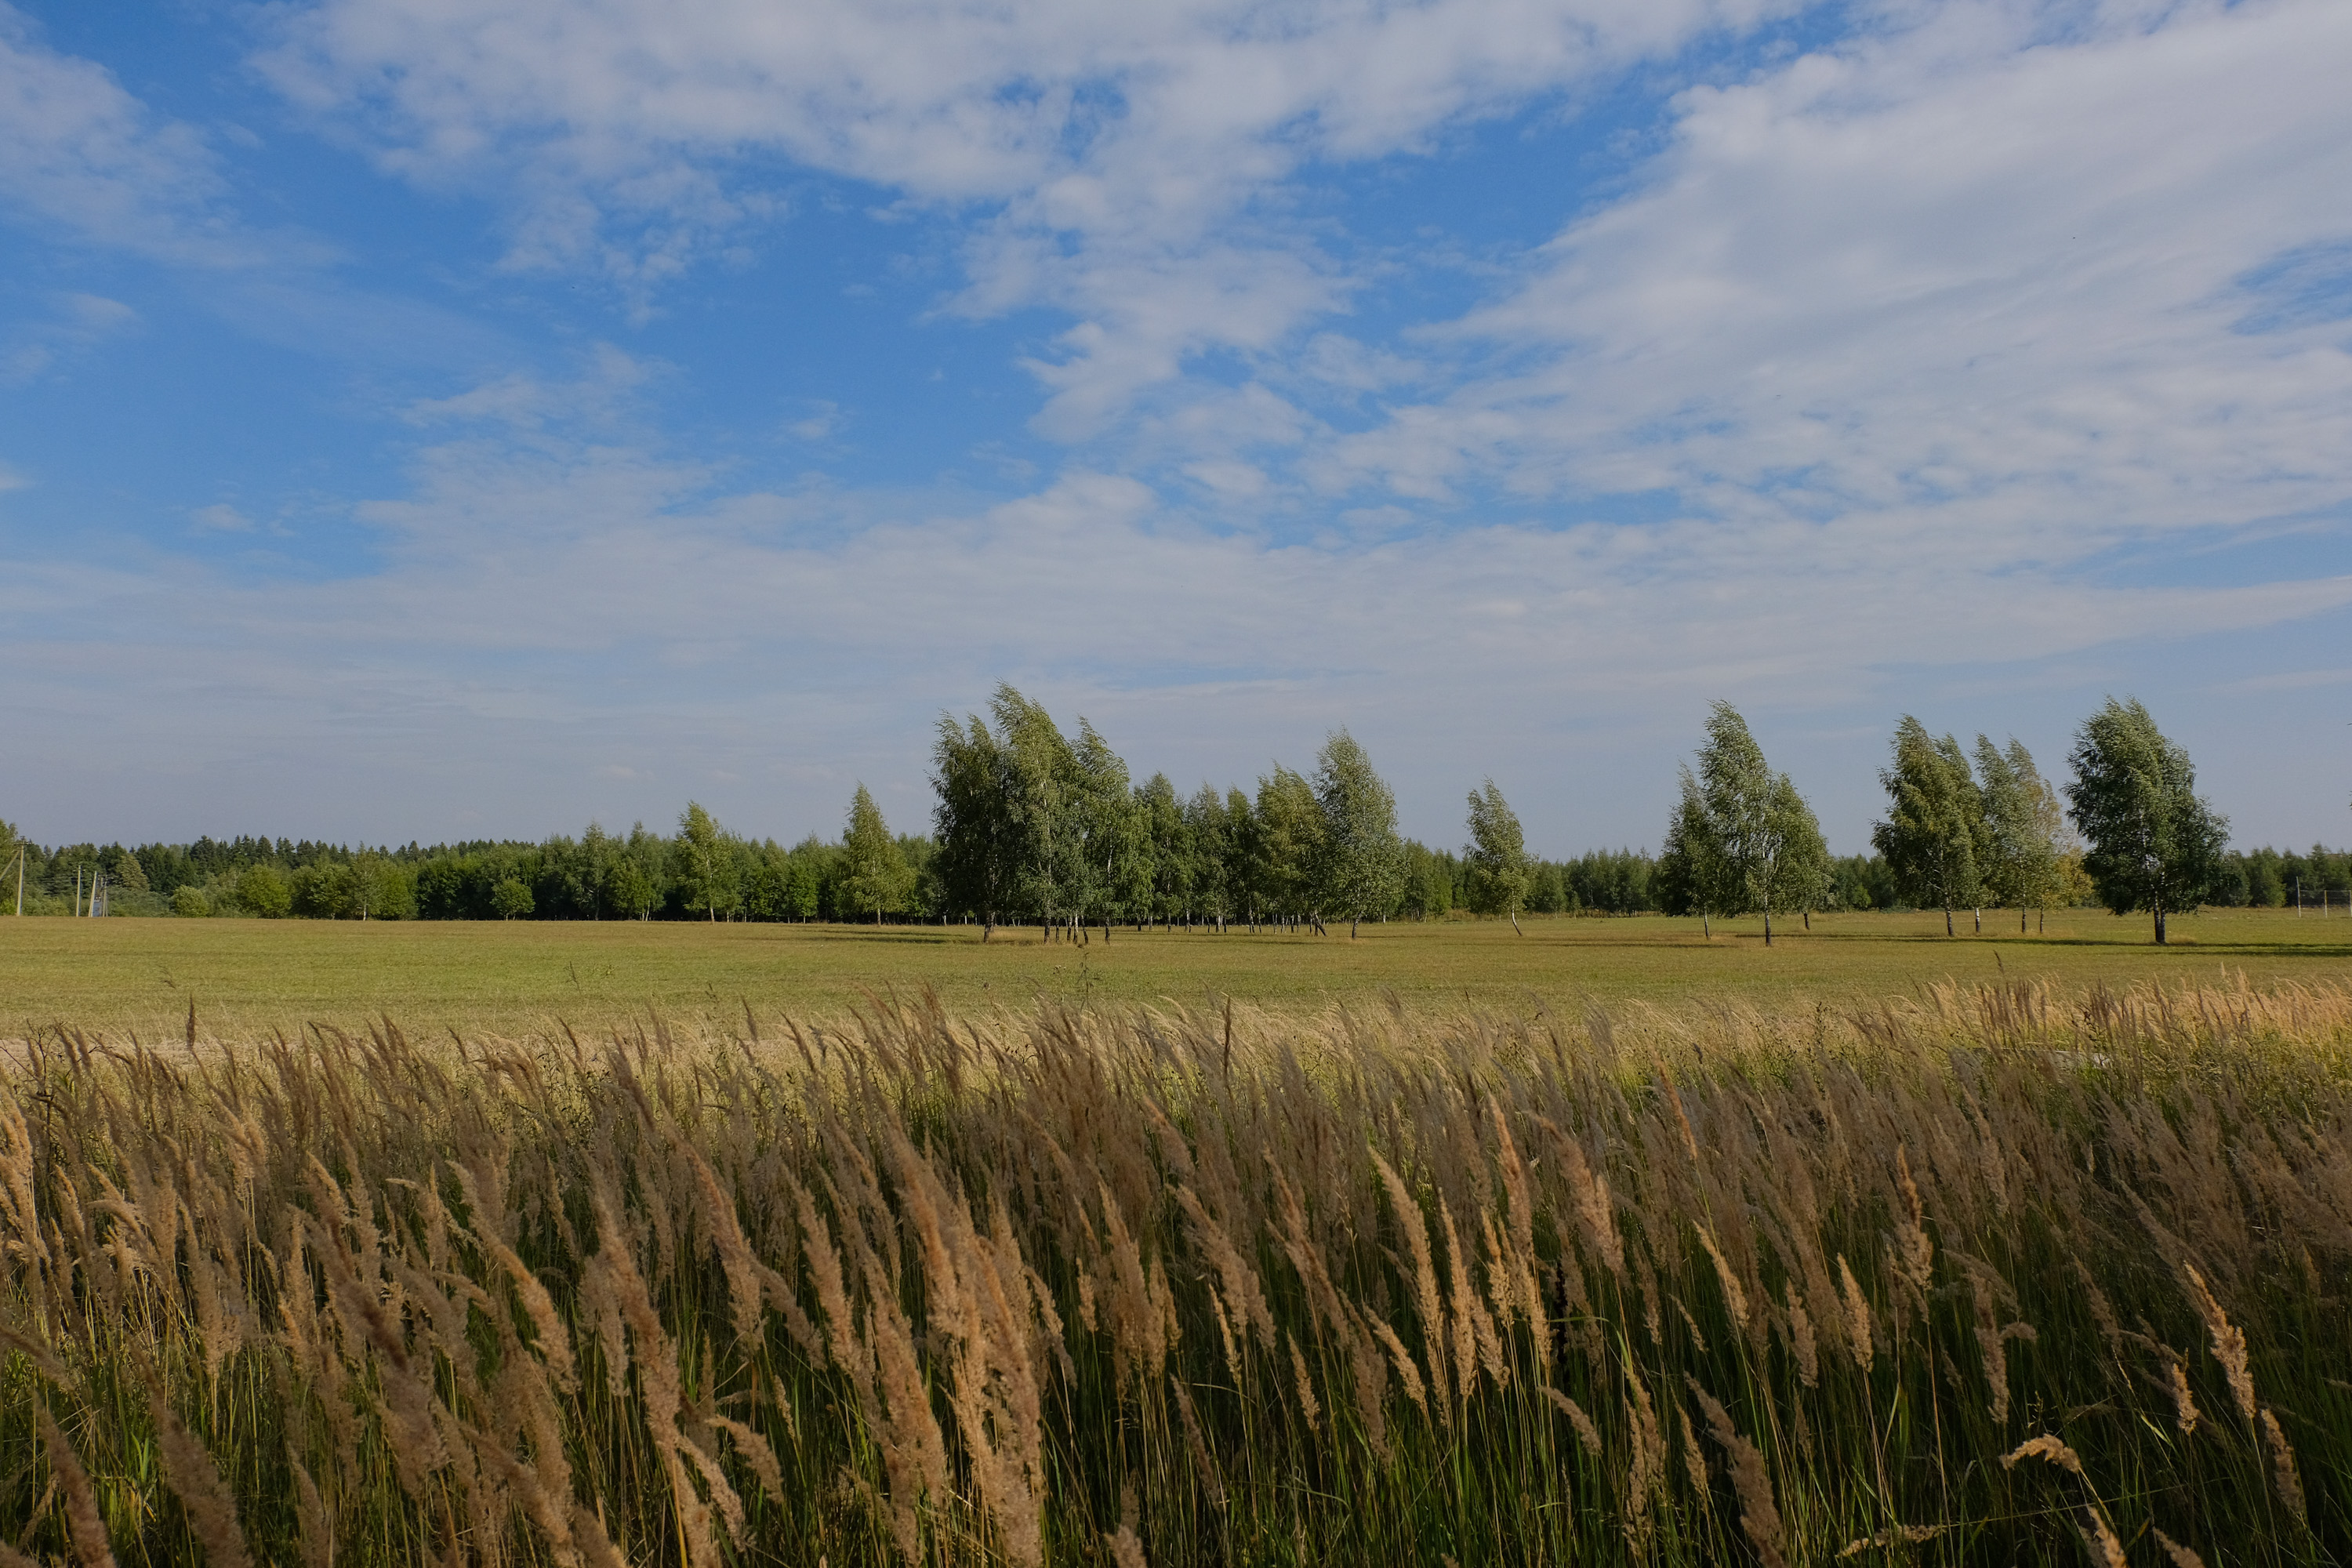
[1660,695,2229,945]
[931,685,1413,940]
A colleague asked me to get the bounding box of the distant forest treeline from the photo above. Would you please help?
[4,822,2344,925]
[2,688,2344,926]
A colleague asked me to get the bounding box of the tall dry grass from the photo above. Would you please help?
[0,977,2348,1564]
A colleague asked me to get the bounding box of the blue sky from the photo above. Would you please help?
[3,0,2350,856]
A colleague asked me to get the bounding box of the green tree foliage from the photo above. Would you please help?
[1251,766,1323,927]
[491,876,535,920]
[1403,841,1457,918]
[1831,853,1898,911]
[786,837,831,920]
[1770,787,1834,931]
[1314,730,1406,938]
[1563,850,1656,914]
[600,852,652,921]
[932,686,1091,936]
[2210,844,2352,909]
[932,710,1018,937]
[237,864,293,919]
[1657,771,1721,931]
[2064,697,2230,945]
[1463,779,1530,929]
[618,823,667,919]
[1657,702,1819,944]
[839,785,912,923]
[998,688,1084,933]
[1873,716,1987,936]
[1176,784,1229,927]
[15,686,2282,939]
[292,855,416,920]
[1070,720,1145,938]
[1137,774,1192,927]
[1974,736,2070,933]
[673,802,738,922]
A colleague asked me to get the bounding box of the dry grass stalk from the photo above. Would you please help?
[2164,1359,2200,1436]
[1835,1523,1951,1555]
[710,1416,786,1500]
[143,1378,256,1568]
[2258,1410,2307,1526]
[1440,1198,1504,1395]
[1619,1363,1665,1552]
[1369,1149,1449,1414]
[2001,1434,2085,1477]
[1686,1377,1786,1568]
[1487,1102,1546,1363]
[1105,1479,1148,1568]
[1543,1387,1603,1456]
[36,1409,118,1568]
[1169,1378,1225,1508]
[2181,1265,2256,1425]
[2077,1509,2128,1568]
[2151,1528,2207,1568]
[1836,1255,1873,1377]
[1893,1147,1934,1293]
[1367,1314,1430,1419]
[1695,1223,1749,1334]
[1969,1272,2009,1425]
[1172,1185,1274,1351]
[1544,1123,1622,1276]
[1285,1331,1320,1434]
[1782,1279,1818,1390]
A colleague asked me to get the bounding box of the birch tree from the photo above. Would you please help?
[1660,702,1818,945]
[1464,778,1531,933]
[840,783,910,924]
[1974,735,2069,934]
[675,801,737,922]
[932,710,1018,938]
[1315,729,1406,939]
[1251,766,1323,931]
[2064,698,2228,945]
[1873,717,1986,935]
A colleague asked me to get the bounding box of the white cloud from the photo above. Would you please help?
[190,503,254,532]
[7,411,2348,844]
[1323,0,2352,556]
[786,401,841,442]
[0,6,256,263]
[254,0,1796,410]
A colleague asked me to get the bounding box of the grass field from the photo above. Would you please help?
[5,906,2352,1040]
[1,975,2347,1565]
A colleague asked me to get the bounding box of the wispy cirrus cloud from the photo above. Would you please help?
[1310,0,2352,554]
[0,5,265,264]
[253,0,1795,408]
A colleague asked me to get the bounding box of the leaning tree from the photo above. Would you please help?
[2063,697,2227,945]
[1873,717,1987,936]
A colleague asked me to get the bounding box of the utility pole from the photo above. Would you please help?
[12,842,21,916]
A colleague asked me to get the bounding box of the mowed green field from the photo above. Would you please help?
[5,905,2350,1040]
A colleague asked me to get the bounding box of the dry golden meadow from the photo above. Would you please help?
[1,913,2349,1563]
